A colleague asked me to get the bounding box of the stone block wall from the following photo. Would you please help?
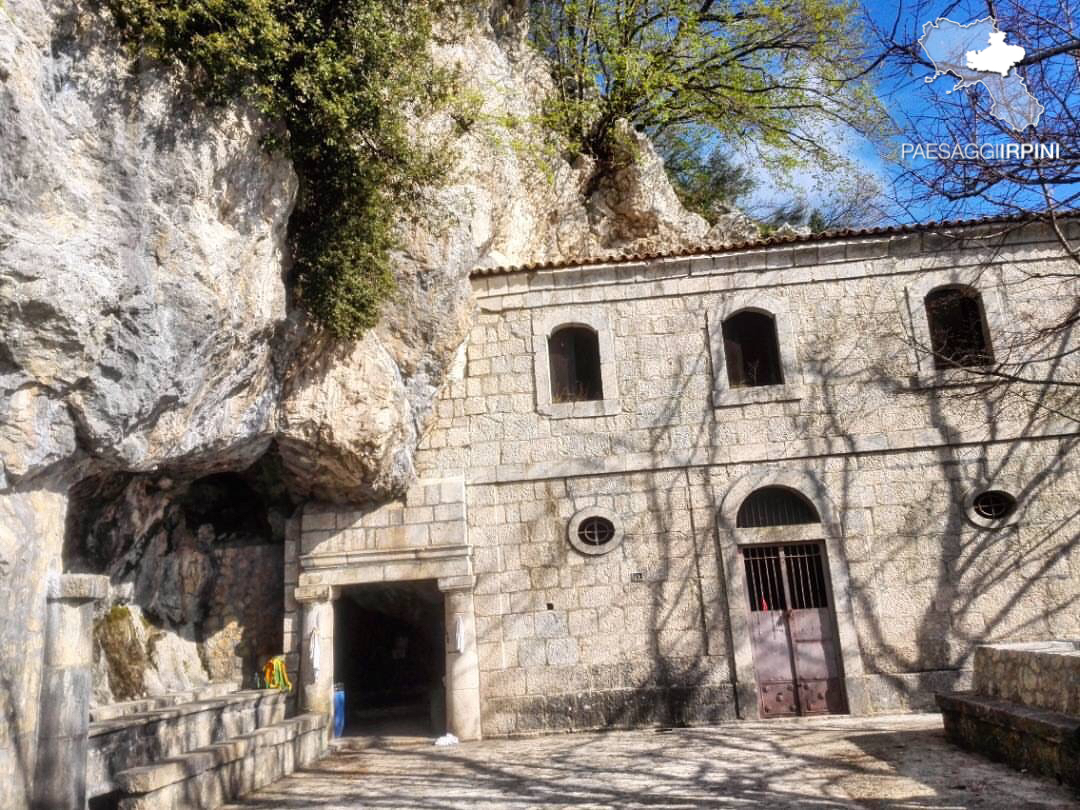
[467,470,735,734]
[421,227,1079,484]
[972,641,1080,716]
[202,544,285,686]
[404,224,1080,732]
[290,225,1079,737]
[284,478,470,690]
[938,640,1080,788]
[452,438,1078,732]
[296,477,469,583]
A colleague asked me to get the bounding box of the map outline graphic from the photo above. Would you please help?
[918,16,1044,131]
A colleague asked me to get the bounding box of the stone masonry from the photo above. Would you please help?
[938,640,1080,787]
[297,219,1080,738]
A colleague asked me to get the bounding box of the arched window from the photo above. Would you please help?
[737,486,820,528]
[924,286,993,369]
[722,311,784,388]
[548,326,603,403]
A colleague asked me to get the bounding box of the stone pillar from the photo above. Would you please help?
[297,587,334,718]
[32,574,107,810]
[439,577,481,741]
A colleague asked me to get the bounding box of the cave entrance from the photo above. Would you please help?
[333,580,446,738]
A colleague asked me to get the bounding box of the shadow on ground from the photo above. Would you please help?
[223,714,1078,809]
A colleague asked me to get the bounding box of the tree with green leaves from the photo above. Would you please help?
[102,0,457,339]
[652,128,754,219]
[528,0,888,187]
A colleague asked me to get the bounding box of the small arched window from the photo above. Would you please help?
[549,326,603,403]
[737,486,820,528]
[722,311,784,388]
[924,286,993,369]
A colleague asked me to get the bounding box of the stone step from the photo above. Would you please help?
[113,713,328,810]
[91,682,241,722]
[88,689,289,798]
[937,691,1080,788]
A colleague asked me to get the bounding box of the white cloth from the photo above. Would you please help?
[309,616,321,682]
[453,615,466,654]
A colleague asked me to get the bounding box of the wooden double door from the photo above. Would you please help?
[742,542,848,717]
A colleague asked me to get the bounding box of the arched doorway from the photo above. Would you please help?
[735,486,849,718]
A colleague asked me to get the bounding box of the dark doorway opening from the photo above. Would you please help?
[334,580,446,737]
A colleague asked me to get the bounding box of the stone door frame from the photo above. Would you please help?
[285,482,481,741]
[715,469,869,718]
[293,570,481,741]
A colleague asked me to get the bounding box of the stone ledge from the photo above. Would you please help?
[47,573,109,602]
[90,682,241,723]
[294,584,333,603]
[299,543,471,569]
[937,692,1080,744]
[712,383,805,409]
[115,713,326,794]
[90,689,286,736]
[473,226,1069,300]
[484,684,738,736]
[937,691,1080,788]
[461,419,1080,485]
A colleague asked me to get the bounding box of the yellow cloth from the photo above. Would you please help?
[263,655,292,692]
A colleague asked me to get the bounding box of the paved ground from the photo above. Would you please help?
[226,714,1079,809]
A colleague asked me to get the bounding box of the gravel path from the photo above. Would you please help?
[225,714,1078,808]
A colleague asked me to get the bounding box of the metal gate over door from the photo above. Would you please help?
[742,542,847,717]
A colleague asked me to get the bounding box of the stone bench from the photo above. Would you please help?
[88,689,288,798]
[937,640,1080,789]
[91,682,241,723]
[937,693,1080,787]
[113,712,328,810]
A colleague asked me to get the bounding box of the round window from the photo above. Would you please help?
[972,490,1017,521]
[578,516,615,546]
[567,507,624,555]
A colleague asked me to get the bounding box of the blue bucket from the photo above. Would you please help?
[333,684,346,738]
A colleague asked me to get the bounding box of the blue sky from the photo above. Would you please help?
[744,1,1075,226]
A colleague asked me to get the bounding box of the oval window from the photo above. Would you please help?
[972,490,1017,521]
[567,508,624,555]
[577,516,615,546]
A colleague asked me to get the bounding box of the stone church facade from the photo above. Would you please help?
[287,219,1079,739]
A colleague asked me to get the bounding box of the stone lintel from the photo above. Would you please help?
[46,573,109,603]
[293,585,332,603]
[437,575,476,592]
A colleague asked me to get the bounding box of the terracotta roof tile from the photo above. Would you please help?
[469,212,1067,278]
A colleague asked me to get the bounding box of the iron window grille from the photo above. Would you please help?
[737,486,820,528]
[924,286,994,370]
[577,516,616,547]
[972,490,1017,521]
[744,544,829,612]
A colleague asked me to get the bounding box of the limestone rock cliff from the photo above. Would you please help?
[0,1,739,504]
[0,0,295,491]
